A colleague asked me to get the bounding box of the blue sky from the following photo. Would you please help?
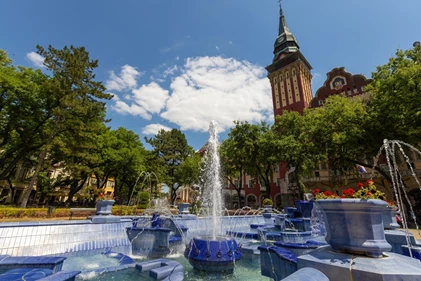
[2,0,421,150]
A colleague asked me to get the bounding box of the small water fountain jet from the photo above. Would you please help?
[373,139,421,258]
[184,120,242,272]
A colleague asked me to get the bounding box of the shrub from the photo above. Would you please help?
[138,192,150,209]
[262,198,273,206]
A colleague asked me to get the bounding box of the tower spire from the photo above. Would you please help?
[272,0,299,62]
[278,0,290,35]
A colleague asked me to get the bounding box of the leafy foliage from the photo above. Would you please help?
[367,45,421,146]
[145,129,199,203]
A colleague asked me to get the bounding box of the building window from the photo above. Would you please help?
[315,171,320,177]
[276,178,281,187]
[234,180,239,188]
[318,100,324,106]
[248,180,254,189]
[353,87,358,94]
[407,163,415,169]
[274,166,279,173]
[108,181,115,187]
[91,178,97,184]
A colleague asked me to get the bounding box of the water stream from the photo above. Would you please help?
[201,120,224,240]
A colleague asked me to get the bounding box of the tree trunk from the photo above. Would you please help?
[171,184,179,205]
[236,188,242,209]
[66,177,88,205]
[20,143,51,208]
[261,175,271,199]
[6,177,15,205]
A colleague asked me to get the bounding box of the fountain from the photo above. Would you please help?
[292,139,421,281]
[184,120,242,272]
[127,198,188,258]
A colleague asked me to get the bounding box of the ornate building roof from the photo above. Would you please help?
[309,67,373,108]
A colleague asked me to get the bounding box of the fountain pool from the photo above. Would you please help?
[66,254,263,281]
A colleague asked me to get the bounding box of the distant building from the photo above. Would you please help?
[309,67,372,108]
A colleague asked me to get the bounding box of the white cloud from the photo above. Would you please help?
[142,123,172,135]
[26,52,45,68]
[106,65,143,91]
[215,45,220,51]
[163,65,179,78]
[132,82,169,114]
[111,56,272,133]
[229,41,233,44]
[161,56,272,132]
[110,82,169,119]
[175,56,180,61]
[111,94,151,119]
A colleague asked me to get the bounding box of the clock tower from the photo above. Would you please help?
[266,1,313,117]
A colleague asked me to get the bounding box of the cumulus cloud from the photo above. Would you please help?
[106,65,143,91]
[161,56,272,132]
[111,82,169,119]
[26,52,45,68]
[111,94,151,119]
[142,123,172,135]
[111,56,272,133]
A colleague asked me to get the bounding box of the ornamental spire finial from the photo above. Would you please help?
[278,0,283,16]
[278,0,289,35]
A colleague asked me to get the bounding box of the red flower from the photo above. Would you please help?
[323,191,332,196]
[366,180,374,185]
[357,183,364,188]
[313,188,321,194]
[366,192,372,196]
[343,188,356,197]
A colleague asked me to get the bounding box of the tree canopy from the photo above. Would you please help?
[145,129,200,204]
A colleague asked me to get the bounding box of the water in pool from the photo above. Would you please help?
[69,253,266,281]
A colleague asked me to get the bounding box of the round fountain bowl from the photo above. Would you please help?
[184,236,242,273]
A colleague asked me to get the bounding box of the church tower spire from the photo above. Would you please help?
[278,0,290,35]
[273,0,299,62]
[266,0,313,117]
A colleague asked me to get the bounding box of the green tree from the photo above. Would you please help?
[145,129,196,204]
[273,111,324,197]
[367,45,421,146]
[49,122,107,205]
[220,127,250,208]
[303,95,371,190]
[105,127,146,203]
[20,45,113,207]
[0,50,49,182]
[226,121,280,198]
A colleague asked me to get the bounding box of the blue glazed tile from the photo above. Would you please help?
[0,267,53,281]
[38,270,81,281]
